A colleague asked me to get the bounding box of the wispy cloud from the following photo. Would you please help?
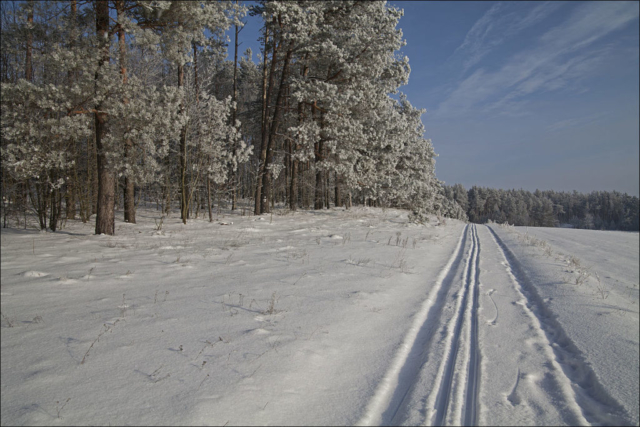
[454,2,563,70]
[436,2,639,119]
[546,112,609,132]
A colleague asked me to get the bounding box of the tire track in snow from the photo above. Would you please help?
[486,225,633,426]
[357,224,469,426]
[425,224,480,426]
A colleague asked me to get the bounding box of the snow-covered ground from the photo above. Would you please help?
[1,206,638,426]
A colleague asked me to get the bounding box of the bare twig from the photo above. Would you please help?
[81,319,121,364]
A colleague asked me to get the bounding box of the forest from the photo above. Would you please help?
[1,0,446,233]
[442,184,639,231]
[1,1,637,233]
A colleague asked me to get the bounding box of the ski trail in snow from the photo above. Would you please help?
[463,225,481,427]
[426,224,480,426]
[357,224,469,426]
[485,225,633,426]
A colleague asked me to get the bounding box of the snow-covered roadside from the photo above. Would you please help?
[489,224,639,425]
[1,206,465,426]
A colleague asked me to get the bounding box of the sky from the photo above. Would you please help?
[231,1,639,196]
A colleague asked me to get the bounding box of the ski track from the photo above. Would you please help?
[360,223,633,426]
[357,224,469,426]
[486,225,632,426]
[358,224,484,426]
[427,224,480,426]
[464,225,481,427]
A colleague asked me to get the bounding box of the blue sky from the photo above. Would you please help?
[231,1,639,196]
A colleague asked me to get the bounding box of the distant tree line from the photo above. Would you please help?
[442,185,639,231]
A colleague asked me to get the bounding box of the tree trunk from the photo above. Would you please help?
[94,0,115,235]
[22,2,34,226]
[325,170,330,209]
[65,165,76,219]
[163,155,171,215]
[334,171,341,208]
[30,183,46,230]
[314,144,324,210]
[290,61,308,211]
[285,137,290,207]
[261,42,293,214]
[255,26,273,215]
[68,147,80,220]
[65,1,78,221]
[290,155,299,211]
[207,174,213,222]
[25,1,33,82]
[116,0,136,224]
[231,8,239,211]
[49,172,62,232]
[178,63,189,224]
[91,117,99,216]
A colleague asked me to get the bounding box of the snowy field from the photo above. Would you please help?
[1,206,638,426]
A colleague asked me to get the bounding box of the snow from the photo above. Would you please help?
[492,225,639,425]
[1,207,638,426]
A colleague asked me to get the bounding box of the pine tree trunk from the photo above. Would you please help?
[325,170,330,209]
[83,139,91,221]
[261,44,293,214]
[290,157,298,211]
[94,0,115,235]
[49,175,62,232]
[30,183,47,230]
[285,138,290,207]
[91,128,99,216]
[118,0,135,224]
[65,0,77,221]
[49,172,58,231]
[178,63,189,224]
[314,139,324,209]
[163,156,171,216]
[207,167,213,222]
[25,1,33,82]
[290,61,308,211]
[255,26,275,215]
[22,2,34,226]
[334,171,341,208]
[231,10,239,211]
[65,166,76,219]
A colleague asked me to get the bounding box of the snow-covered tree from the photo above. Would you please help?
[1,1,246,234]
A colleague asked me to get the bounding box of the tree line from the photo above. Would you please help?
[1,0,446,234]
[441,184,639,231]
[3,1,635,235]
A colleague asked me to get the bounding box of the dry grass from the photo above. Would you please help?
[594,272,609,300]
[263,292,279,315]
[81,319,122,365]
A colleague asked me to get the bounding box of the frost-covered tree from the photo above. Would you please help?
[247,1,439,215]
[1,0,245,234]
[2,0,485,231]
[1,1,94,231]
